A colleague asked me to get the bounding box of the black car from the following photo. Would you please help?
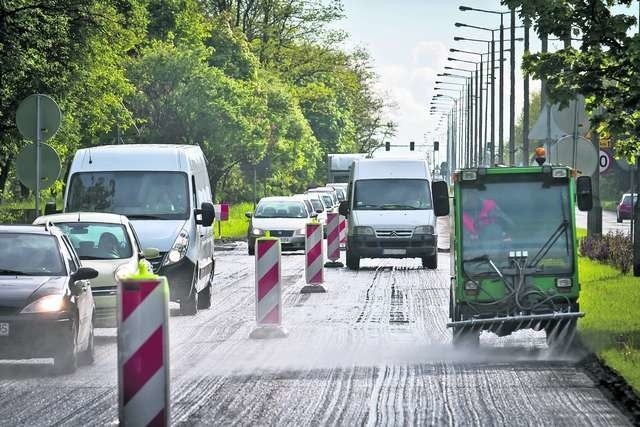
[0,225,98,373]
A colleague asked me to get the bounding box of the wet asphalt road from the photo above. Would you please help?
[0,220,633,426]
[575,208,631,235]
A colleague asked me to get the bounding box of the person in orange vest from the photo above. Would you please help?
[462,191,513,241]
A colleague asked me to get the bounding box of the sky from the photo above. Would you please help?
[336,0,570,155]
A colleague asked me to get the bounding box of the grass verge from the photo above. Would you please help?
[579,256,640,393]
[214,202,252,239]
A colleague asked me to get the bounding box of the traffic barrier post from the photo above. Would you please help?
[117,261,170,427]
[324,212,343,268]
[250,236,288,339]
[339,216,347,250]
[301,221,326,293]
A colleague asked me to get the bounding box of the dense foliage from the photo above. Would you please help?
[0,0,393,203]
[504,0,640,160]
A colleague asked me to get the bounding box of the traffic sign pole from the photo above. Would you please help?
[35,95,41,215]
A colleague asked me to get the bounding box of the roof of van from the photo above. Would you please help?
[69,144,206,172]
[352,158,430,180]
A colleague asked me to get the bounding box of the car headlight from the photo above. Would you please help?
[251,227,264,236]
[163,228,190,266]
[115,264,136,281]
[414,225,434,235]
[294,227,306,236]
[21,294,66,314]
[353,226,375,236]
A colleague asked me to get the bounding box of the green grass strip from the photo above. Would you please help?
[579,256,640,393]
[213,202,253,239]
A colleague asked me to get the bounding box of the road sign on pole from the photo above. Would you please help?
[15,94,61,215]
[599,150,611,174]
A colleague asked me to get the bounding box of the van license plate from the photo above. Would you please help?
[0,323,8,336]
[280,237,290,243]
[383,249,406,255]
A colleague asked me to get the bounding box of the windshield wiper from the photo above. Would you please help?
[463,254,505,279]
[0,269,27,275]
[127,214,165,220]
[528,220,569,268]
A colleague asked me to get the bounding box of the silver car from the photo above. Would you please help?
[34,212,158,327]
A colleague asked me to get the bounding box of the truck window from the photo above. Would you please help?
[353,179,432,210]
[67,171,190,220]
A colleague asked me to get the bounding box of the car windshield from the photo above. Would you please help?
[55,223,133,260]
[461,175,573,275]
[622,194,638,204]
[67,171,189,220]
[310,198,324,211]
[254,201,307,218]
[353,179,432,210]
[321,195,333,207]
[0,234,65,276]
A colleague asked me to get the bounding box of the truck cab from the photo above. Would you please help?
[442,163,593,347]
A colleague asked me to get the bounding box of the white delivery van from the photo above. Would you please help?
[339,158,442,270]
[64,144,216,315]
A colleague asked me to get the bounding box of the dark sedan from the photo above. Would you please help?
[0,225,98,374]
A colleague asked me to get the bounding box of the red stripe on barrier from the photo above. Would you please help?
[123,326,164,404]
[311,270,323,283]
[257,239,277,258]
[121,280,160,322]
[306,241,322,264]
[262,304,279,324]
[148,409,165,427]
[328,227,339,241]
[258,263,278,299]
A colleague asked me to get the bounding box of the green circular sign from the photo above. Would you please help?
[15,94,62,142]
[15,143,61,190]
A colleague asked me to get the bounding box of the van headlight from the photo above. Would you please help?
[21,294,66,313]
[251,227,264,236]
[352,226,374,236]
[163,228,190,266]
[414,225,434,235]
[294,227,306,236]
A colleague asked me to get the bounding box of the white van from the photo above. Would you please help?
[339,158,442,270]
[64,144,216,315]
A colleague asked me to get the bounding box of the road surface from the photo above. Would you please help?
[0,222,632,426]
[575,208,631,235]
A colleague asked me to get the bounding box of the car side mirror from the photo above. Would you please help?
[310,211,318,218]
[141,247,160,259]
[338,201,349,217]
[432,181,450,217]
[576,176,593,211]
[73,267,98,281]
[195,202,215,226]
[245,212,253,219]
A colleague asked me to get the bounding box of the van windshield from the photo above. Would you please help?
[67,172,190,220]
[353,179,432,210]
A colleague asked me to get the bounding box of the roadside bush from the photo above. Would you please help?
[580,231,633,273]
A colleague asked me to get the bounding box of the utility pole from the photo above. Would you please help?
[634,155,640,276]
[490,33,496,164]
[499,14,505,163]
[509,7,516,166]
[523,17,530,165]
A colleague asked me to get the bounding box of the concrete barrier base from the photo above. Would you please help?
[324,261,344,268]
[249,325,288,339]
[300,284,327,294]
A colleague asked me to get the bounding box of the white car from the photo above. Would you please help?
[33,212,158,327]
[307,187,339,212]
[245,197,317,255]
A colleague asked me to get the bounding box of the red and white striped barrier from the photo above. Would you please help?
[301,222,326,293]
[339,216,347,249]
[325,212,343,267]
[118,272,169,427]
[250,237,287,339]
[213,203,229,221]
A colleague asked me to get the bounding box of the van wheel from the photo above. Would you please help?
[197,282,212,310]
[346,251,360,270]
[422,254,437,269]
[180,292,198,315]
[248,244,255,256]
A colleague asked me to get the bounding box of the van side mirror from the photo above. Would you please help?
[44,201,57,215]
[432,181,450,217]
[195,202,215,226]
[338,201,349,217]
[576,176,593,211]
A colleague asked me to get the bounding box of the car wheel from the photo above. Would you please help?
[78,314,95,366]
[422,254,437,269]
[54,319,78,374]
[197,281,212,310]
[346,250,360,270]
[617,214,622,223]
